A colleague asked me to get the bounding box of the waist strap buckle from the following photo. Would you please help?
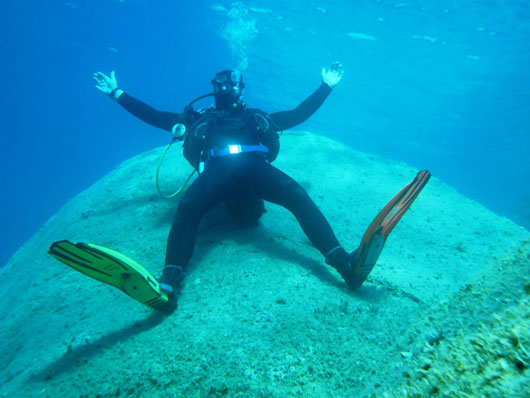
[228,144,242,154]
[199,144,270,173]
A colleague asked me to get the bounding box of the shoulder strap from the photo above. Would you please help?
[244,108,279,133]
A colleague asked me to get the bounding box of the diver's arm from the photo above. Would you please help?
[93,71,186,137]
[117,93,185,132]
[269,62,343,131]
[269,83,332,130]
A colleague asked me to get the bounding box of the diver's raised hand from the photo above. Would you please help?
[93,71,123,99]
[322,62,344,88]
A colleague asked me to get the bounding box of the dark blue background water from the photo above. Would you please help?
[1,0,529,266]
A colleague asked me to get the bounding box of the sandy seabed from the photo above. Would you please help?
[1,132,528,397]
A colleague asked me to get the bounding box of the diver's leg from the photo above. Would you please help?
[245,157,358,288]
[246,157,430,291]
[164,168,234,268]
[159,165,236,311]
[248,158,342,257]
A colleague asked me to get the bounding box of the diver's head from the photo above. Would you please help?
[211,69,245,110]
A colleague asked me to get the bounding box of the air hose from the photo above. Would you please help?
[155,126,196,198]
[155,94,215,198]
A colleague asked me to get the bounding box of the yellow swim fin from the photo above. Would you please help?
[49,240,169,310]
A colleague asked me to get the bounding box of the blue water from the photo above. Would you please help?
[1,0,529,266]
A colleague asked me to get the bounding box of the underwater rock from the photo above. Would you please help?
[0,132,528,397]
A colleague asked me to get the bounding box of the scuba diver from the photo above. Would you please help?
[84,64,430,313]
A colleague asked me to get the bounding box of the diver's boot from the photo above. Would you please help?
[157,265,185,314]
[326,246,365,290]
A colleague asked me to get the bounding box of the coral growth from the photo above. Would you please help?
[402,244,530,397]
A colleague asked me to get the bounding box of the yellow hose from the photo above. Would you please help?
[156,137,196,198]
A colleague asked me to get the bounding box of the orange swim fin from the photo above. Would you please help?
[352,170,431,285]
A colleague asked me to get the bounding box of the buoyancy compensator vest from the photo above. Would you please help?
[182,106,280,171]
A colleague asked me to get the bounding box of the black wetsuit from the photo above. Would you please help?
[117,83,342,269]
